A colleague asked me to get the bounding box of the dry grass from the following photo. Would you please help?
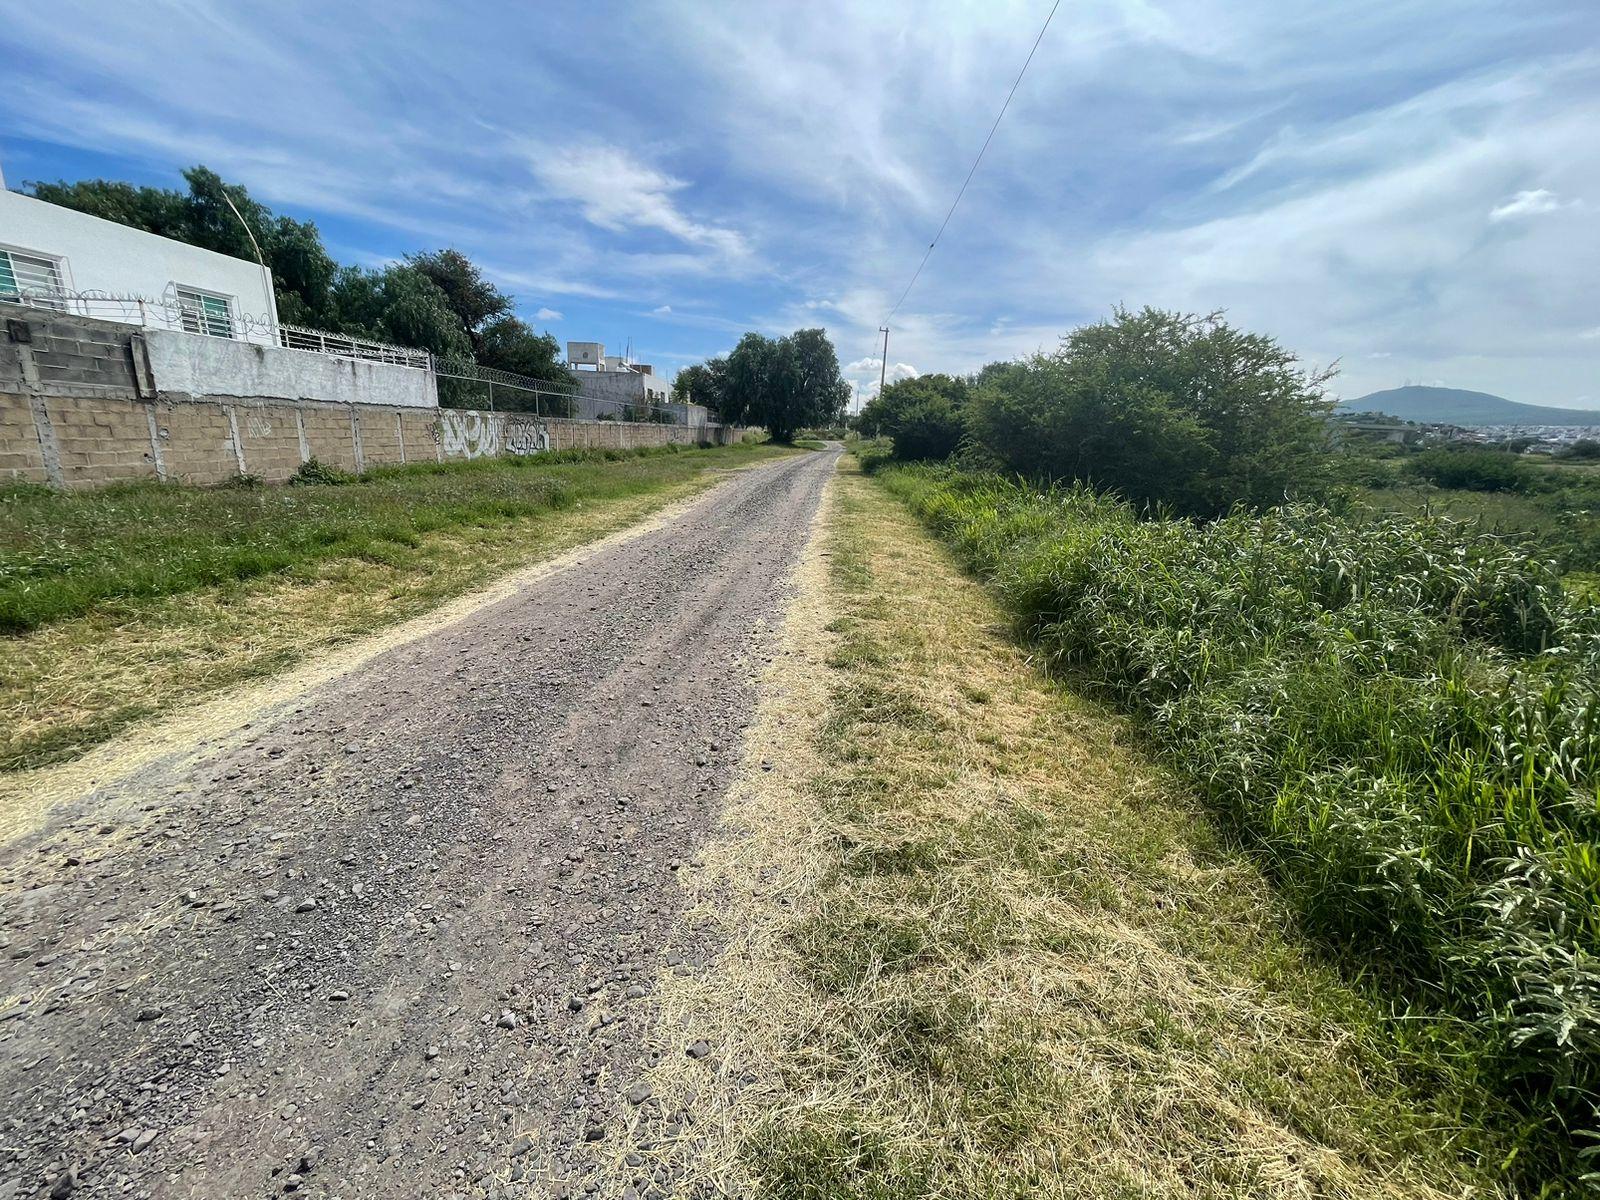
[0,454,777,774]
[624,460,1511,1199]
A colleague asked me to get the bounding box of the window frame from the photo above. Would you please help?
[0,244,69,309]
[174,284,238,339]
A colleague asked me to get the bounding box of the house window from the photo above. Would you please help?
[175,286,236,338]
[0,247,66,308]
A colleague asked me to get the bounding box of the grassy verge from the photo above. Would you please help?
[1353,482,1600,582]
[0,443,792,770]
[634,460,1514,1198]
[872,463,1599,1191]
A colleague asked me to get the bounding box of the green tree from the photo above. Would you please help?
[29,167,338,326]
[23,166,564,383]
[967,308,1333,514]
[327,264,471,360]
[671,358,729,415]
[722,328,848,442]
[858,373,969,460]
[406,250,511,354]
[476,316,567,384]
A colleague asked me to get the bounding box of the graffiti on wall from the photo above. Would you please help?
[438,411,549,459]
[504,417,550,456]
[439,410,498,459]
[441,409,553,460]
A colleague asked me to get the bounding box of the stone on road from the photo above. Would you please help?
[0,447,840,1199]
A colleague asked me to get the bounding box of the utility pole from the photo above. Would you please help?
[878,326,890,397]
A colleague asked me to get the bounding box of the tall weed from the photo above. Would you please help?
[878,463,1600,1177]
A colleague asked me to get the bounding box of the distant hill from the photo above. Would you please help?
[1338,385,1600,427]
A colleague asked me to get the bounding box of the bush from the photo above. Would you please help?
[1560,439,1600,462]
[856,374,969,461]
[1328,451,1403,489]
[849,436,894,473]
[878,463,1600,1184]
[965,308,1333,515]
[1408,447,1533,493]
[290,457,356,486]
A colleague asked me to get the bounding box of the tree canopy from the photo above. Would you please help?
[25,166,564,381]
[671,358,729,416]
[714,328,849,441]
[966,307,1334,514]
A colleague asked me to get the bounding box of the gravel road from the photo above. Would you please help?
[0,446,839,1200]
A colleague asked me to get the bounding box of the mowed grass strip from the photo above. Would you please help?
[0,443,792,770]
[641,460,1514,1199]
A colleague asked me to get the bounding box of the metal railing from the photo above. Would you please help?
[2,287,724,427]
[278,324,430,369]
[1,286,429,370]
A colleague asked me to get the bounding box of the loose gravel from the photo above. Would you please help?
[0,447,840,1200]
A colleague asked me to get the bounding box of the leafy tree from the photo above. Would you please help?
[476,316,567,384]
[23,167,564,383]
[327,264,471,360]
[1559,439,1600,461]
[967,307,1333,514]
[721,328,849,442]
[858,373,969,460]
[406,250,511,353]
[30,167,338,326]
[671,359,729,415]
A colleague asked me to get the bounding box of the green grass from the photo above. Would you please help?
[1357,480,1600,578]
[673,464,1516,1199]
[0,442,793,772]
[0,443,779,634]
[873,462,1600,1193]
[1334,449,1600,576]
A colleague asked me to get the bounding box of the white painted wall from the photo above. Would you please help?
[144,328,438,409]
[0,190,279,344]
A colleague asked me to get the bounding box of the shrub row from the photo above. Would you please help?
[877,463,1600,1175]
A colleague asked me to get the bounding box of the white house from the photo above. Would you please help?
[0,185,280,345]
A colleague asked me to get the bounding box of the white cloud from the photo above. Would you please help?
[652,304,673,315]
[534,307,563,321]
[3,0,1595,407]
[1489,188,1568,222]
[531,145,748,261]
[1581,327,1600,341]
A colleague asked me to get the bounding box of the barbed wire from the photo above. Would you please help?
[433,357,579,395]
[3,287,724,427]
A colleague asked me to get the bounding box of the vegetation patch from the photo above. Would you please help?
[633,462,1512,1199]
[876,462,1599,1190]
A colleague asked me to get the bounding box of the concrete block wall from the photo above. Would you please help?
[0,312,144,399]
[0,389,45,480]
[2,392,739,489]
[0,303,738,490]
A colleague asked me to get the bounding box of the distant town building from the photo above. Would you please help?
[564,340,671,418]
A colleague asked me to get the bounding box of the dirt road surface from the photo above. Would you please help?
[0,447,840,1200]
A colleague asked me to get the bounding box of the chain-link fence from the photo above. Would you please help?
[434,358,688,424]
[433,358,582,418]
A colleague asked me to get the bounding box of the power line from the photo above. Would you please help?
[882,0,1062,324]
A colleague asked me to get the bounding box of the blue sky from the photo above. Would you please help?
[2,0,1596,408]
